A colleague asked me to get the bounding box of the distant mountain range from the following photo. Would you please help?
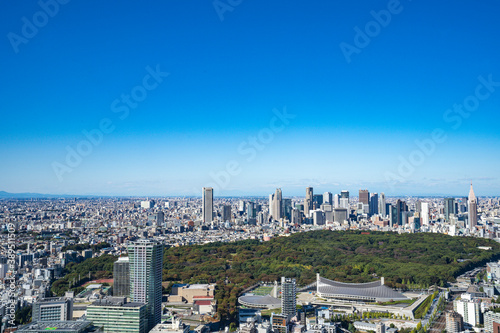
[0,191,96,199]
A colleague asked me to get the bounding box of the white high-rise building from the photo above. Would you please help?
[269,194,274,218]
[141,200,154,209]
[202,187,213,224]
[454,294,481,327]
[323,192,332,205]
[421,202,430,225]
[333,194,340,208]
[378,193,386,217]
[304,187,313,217]
[128,239,163,331]
[272,188,283,220]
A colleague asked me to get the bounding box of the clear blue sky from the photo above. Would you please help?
[1,0,500,197]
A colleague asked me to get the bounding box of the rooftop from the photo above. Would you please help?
[317,275,408,301]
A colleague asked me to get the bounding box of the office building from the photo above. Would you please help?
[16,321,99,333]
[468,183,478,228]
[141,200,154,209]
[87,298,147,333]
[312,194,323,209]
[281,277,297,318]
[272,188,283,220]
[239,200,246,212]
[333,194,340,208]
[370,193,379,215]
[323,192,332,205]
[156,211,164,227]
[222,205,231,223]
[444,198,456,222]
[113,256,130,298]
[333,208,348,224]
[378,193,386,217]
[389,205,397,227]
[128,239,163,331]
[446,311,464,333]
[359,190,369,205]
[32,297,73,322]
[421,202,430,225]
[396,199,408,226]
[304,187,313,217]
[312,210,325,226]
[202,187,213,224]
[247,201,257,220]
[283,198,292,220]
[291,208,301,225]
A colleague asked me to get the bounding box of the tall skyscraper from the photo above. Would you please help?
[155,211,164,227]
[281,277,297,318]
[389,204,397,227]
[468,183,478,228]
[113,256,130,297]
[202,187,213,224]
[333,194,340,208]
[312,194,323,209]
[323,192,333,205]
[370,193,379,215]
[444,198,456,222]
[304,187,313,217]
[247,201,257,222]
[421,202,430,225]
[269,194,274,218]
[271,188,283,220]
[396,199,408,226]
[221,205,231,223]
[378,193,386,217]
[283,198,292,220]
[340,190,349,209]
[128,239,163,331]
[359,189,369,205]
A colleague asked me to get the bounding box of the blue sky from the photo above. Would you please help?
[1,0,500,197]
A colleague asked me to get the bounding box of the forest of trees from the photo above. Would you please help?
[50,254,117,296]
[50,230,500,324]
[61,242,111,253]
[162,230,500,322]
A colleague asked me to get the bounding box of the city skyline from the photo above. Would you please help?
[1,1,500,197]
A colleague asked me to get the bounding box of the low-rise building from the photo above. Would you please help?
[86,298,147,333]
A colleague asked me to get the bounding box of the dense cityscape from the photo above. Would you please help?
[1,185,500,332]
[3,1,500,333]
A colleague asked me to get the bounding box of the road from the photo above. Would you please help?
[428,296,454,333]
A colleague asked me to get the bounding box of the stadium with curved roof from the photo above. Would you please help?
[238,295,281,309]
[316,274,407,302]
